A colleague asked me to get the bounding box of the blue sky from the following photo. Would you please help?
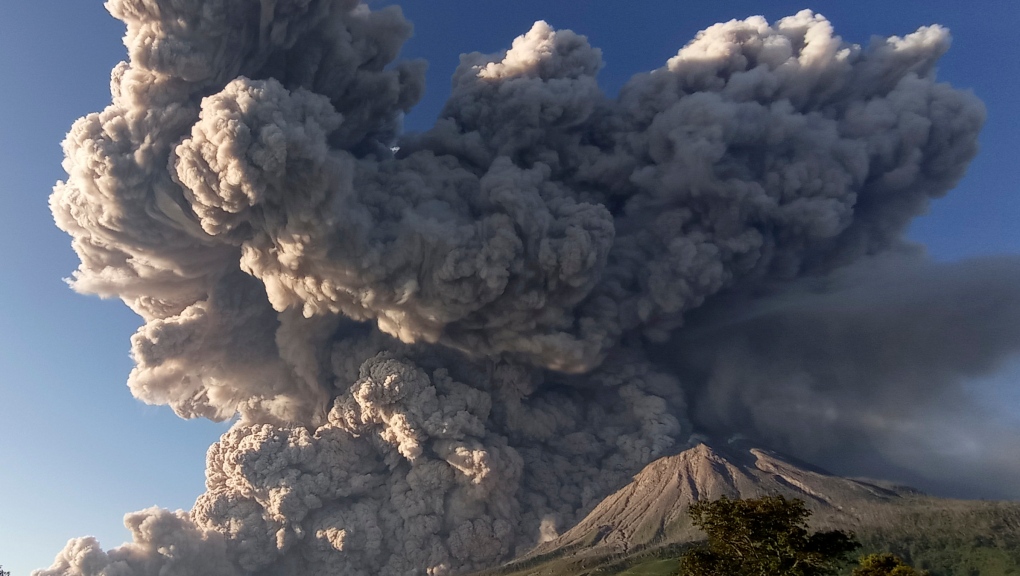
[0,1,1017,574]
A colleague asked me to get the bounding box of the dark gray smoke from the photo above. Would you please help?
[37,2,1017,575]
[668,250,1020,499]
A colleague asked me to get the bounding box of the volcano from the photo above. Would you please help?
[476,442,1020,576]
[36,1,1020,575]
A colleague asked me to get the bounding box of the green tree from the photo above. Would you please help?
[852,553,929,576]
[679,495,860,576]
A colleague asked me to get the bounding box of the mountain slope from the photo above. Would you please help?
[532,442,915,556]
[473,442,1020,576]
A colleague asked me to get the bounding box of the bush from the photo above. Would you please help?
[679,495,860,576]
[853,553,929,576]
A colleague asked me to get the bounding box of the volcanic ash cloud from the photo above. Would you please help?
[38,2,1007,575]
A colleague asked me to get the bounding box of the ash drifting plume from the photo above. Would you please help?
[38,1,1020,575]
[669,251,1020,499]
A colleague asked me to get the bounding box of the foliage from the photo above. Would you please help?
[852,553,929,576]
[0,565,9,576]
[855,503,1020,575]
[679,495,860,576]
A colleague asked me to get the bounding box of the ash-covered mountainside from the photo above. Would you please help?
[531,441,922,557]
[485,442,1020,576]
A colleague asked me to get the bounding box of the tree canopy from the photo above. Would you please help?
[852,553,929,576]
[680,495,860,576]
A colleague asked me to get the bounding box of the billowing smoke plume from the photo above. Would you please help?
[669,250,1020,498]
[38,1,1018,575]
